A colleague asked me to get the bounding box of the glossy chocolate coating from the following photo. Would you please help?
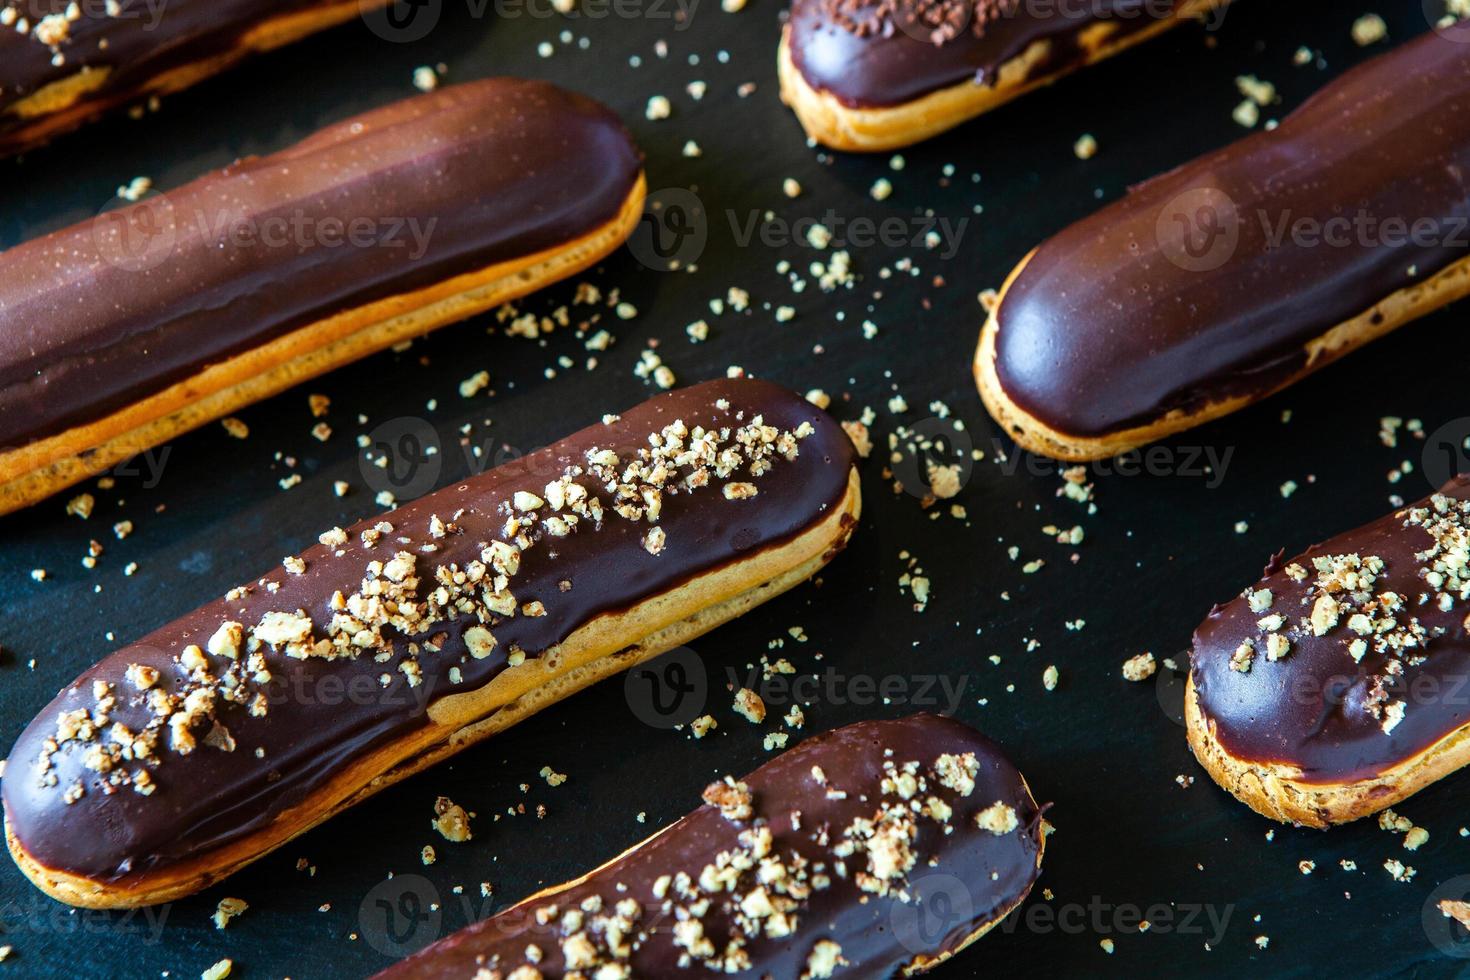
[0,76,641,448]
[787,0,1191,108]
[0,0,361,155]
[3,379,856,881]
[1192,476,1470,785]
[377,715,1043,979]
[994,31,1470,439]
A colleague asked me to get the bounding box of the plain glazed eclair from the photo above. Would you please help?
[1187,476,1470,829]
[0,0,391,157]
[376,715,1045,979]
[778,0,1229,152]
[0,77,645,517]
[976,31,1470,461]
[2,378,861,909]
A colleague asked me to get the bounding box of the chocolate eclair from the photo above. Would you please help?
[3,378,861,909]
[0,77,645,516]
[778,0,1229,151]
[376,715,1045,979]
[0,0,392,157]
[977,31,1470,461]
[1188,476,1470,828]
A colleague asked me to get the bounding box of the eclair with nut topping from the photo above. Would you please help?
[778,0,1229,151]
[375,715,1045,979]
[0,0,393,157]
[2,378,861,908]
[976,31,1470,461]
[0,76,645,516]
[1188,476,1470,828]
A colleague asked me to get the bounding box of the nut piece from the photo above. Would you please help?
[975,801,1019,835]
[1440,899,1470,931]
[207,621,244,660]
[733,688,766,724]
[702,776,753,823]
[1121,652,1156,682]
[804,940,846,979]
[464,625,498,660]
[212,897,248,930]
[432,797,473,842]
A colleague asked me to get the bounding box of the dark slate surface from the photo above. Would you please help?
[1,1,1467,977]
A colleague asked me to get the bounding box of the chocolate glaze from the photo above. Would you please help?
[0,77,641,449]
[1192,476,1470,785]
[0,0,363,156]
[994,32,1470,439]
[787,0,1194,109]
[3,379,857,882]
[376,715,1043,979]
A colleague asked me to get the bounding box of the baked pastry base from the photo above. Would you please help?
[974,246,1470,461]
[776,0,1228,152]
[0,174,646,517]
[1184,675,1470,829]
[6,467,858,908]
[1,0,391,155]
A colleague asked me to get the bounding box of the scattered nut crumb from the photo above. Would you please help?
[1121,652,1156,682]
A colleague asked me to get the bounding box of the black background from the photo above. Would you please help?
[2,1,1469,976]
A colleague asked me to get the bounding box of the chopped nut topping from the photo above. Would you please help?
[933,752,979,797]
[701,777,753,823]
[30,400,818,808]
